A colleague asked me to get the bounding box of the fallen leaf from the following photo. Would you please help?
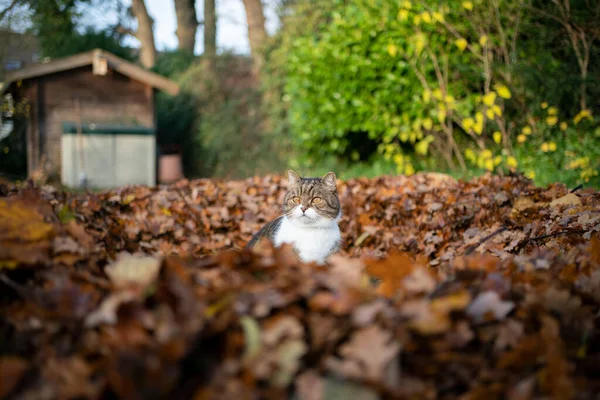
[84,291,137,327]
[0,357,28,397]
[467,291,514,323]
[550,193,581,208]
[325,325,400,381]
[104,252,162,291]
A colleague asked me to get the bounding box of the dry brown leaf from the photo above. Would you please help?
[0,357,28,397]
[467,291,514,323]
[325,325,400,381]
[104,252,162,291]
[401,299,451,335]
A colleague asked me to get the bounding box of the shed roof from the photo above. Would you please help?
[1,49,180,96]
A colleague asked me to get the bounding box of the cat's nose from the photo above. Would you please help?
[300,205,307,213]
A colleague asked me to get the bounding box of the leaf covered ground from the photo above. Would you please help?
[1,173,600,399]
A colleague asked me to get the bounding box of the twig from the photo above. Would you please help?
[570,184,583,193]
[116,25,138,38]
[0,0,22,22]
[527,229,588,242]
[465,226,507,255]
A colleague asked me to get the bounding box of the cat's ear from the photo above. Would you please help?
[322,171,337,190]
[288,169,302,186]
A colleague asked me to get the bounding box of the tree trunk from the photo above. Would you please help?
[241,0,267,76]
[203,0,216,58]
[174,0,199,54]
[131,0,156,68]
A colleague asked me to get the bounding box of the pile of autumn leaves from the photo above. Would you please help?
[1,173,600,399]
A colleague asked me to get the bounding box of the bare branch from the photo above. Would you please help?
[116,25,138,39]
[0,0,22,22]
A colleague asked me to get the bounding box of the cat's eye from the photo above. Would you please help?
[312,197,322,204]
[292,196,301,204]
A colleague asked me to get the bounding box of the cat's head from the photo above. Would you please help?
[283,170,341,226]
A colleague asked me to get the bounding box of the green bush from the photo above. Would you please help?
[268,0,600,187]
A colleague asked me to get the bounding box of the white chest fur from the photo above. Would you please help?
[273,217,341,264]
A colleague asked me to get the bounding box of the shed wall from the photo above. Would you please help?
[39,66,154,178]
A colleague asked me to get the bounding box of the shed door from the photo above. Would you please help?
[61,123,155,189]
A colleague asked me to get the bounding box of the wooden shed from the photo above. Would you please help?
[1,48,179,188]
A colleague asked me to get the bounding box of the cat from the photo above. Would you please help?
[246,170,342,264]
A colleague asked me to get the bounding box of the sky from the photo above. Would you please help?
[120,0,280,55]
[1,0,280,56]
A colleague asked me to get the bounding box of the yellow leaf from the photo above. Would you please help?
[462,1,473,11]
[484,158,494,171]
[161,207,172,216]
[387,44,398,57]
[548,142,557,152]
[547,106,558,116]
[517,134,526,143]
[483,92,496,106]
[546,116,558,126]
[423,90,431,103]
[405,163,415,176]
[522,126,532,135]
[494,84,511,99]
[481,149,492,159]
[541,102,548,109]
[525,170,536,180]
[493,131,502,144]
[123,194,136,205]
[423,118,433,130]
[437,107,447,122]
[465,148,476,162]
[455,38,468,51]
[494,155,502,166]
[0,196,54,243]
[506,156,518,169]
[432,88,443,100]
[401,0,412,9]
[479,35,488,46]
[492,105,502,117]
[574,109,592,124]
[414,33,425,55]
[541,142,549,152]
[474,112,484,135]
[486,108,495,119]
[393,154,404,165]
[398,9,409,21]
[413,14,421,25]
[432,11,444,22]
[415,138,431,155]
[560,122,568,131]
[0,191,56,267]
[421,11,431,24]
[462,117,474,130]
